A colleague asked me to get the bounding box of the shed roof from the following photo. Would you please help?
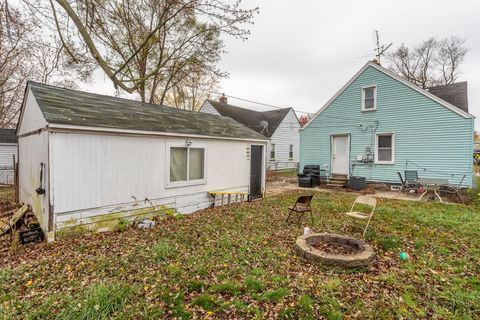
[205,100,293,138]
[27,82,267,141]
[0,129,17,144]
[428,82,468,113]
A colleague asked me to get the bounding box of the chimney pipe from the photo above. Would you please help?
[219,93,228,104]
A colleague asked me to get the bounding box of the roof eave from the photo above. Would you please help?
[47,123,269,143]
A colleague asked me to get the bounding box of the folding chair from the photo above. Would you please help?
[286,195,313,225]
[342,195,377,236]
[397,172,419,194]
[404,170,419,186]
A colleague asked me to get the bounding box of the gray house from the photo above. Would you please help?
[200,97,300,171]
[0,129,17,185]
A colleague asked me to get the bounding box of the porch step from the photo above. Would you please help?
[327,175,348,188]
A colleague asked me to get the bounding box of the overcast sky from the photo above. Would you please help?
[91,0,480,127]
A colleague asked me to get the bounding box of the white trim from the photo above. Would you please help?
[330,134,350,176]
[165,141,207,188]
[47,123,267,143]
[302,61,474,130]
[374,132,395,165]
[361,85,377,111]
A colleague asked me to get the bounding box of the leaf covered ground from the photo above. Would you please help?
[1,191,479,319]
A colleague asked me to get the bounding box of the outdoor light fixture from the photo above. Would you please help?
[186,139,193,147]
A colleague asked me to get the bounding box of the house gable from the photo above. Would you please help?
[303,62,473,130]
[267,108,300,165]
[17,87,48,136]
[199,100,221,116]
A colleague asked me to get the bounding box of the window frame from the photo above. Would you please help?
[270,143,276,160]
[166,141,207,188]
[361,85,377,111]
[374,132,395,164]
[289,144,294,160]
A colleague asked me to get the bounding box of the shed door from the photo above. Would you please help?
[332,135,349,175]
[250,145,263,199]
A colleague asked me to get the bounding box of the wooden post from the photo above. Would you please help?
[228,194,231,205]
[13,155,19,203]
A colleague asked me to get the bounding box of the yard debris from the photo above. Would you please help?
[137,219,156,229]
[0,204,29,236]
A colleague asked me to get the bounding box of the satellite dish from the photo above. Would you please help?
[259,120,269,135]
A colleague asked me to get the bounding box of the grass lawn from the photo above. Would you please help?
[1,191,479,319]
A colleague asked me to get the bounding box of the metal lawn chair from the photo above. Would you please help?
[440,175,466,204]
[342,195,377,236]
[286,195,314,225]
[397,172,419,194]
[404,170,419,185]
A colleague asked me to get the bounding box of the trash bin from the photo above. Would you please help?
[349,176,366,190]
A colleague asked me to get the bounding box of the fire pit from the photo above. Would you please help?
[295,233,374,268]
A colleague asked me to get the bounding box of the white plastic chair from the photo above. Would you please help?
[342,195,377,236]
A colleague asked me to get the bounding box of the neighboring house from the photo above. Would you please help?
[200,97,300,171]
[301,61,474,187]
[0,129,18,185]
[17,82,267,241]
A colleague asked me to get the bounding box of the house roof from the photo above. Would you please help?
[26,82,267,141]
[303,62,474,129]
[205,100,293,138]
[428,82,468,113]
[0,129,17,144]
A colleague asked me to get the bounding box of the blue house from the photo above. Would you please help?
[300,61,475,187]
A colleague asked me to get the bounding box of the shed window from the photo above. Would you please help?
[375,133,394,164]
[170,147,205,182]
[289,144,294,159]
[270,144,276,160]
[362,86,377,111]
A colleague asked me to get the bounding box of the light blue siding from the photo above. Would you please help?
[300,65,474,187]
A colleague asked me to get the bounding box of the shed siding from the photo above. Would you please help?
[300,65,473,186]
[199,100,221,116]
[18,131,50,229]
[266,109,300,170]
[18,89,47,135]
[0,143,17,184]
[50,132,265,233]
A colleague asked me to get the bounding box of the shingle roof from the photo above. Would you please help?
[205,100,293,138]
[0,129,17,144]
[27,82,267,141]
[428,82,468,113]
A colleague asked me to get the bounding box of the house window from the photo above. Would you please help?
[170,147,205,182]
[270,144,276,160]
[289,144,294,159]
[375,133,395,164]
[362,86,377,111]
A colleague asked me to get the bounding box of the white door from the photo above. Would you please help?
[332,135,349,175]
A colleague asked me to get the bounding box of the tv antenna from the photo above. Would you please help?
[374,30,393,64]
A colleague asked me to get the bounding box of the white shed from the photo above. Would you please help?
[200,98,300,171]
[17,82,267,241]
[0,129,17,185]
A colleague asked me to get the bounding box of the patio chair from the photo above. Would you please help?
[397,172,419,194]
[440,174,466,204]
[404,170,419,185]
[286,195,314,225]
[342,195,377,236]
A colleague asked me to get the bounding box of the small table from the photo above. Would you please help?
[417,178,449,202]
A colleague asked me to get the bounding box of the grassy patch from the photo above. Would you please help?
[1,191,480,318]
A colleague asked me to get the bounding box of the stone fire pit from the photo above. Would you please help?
[295,233,375,268]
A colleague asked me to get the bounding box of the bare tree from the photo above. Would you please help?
[0,0,93,127]
[33,0,258,104]
[386,36,468,89]
[0,1,31,128]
